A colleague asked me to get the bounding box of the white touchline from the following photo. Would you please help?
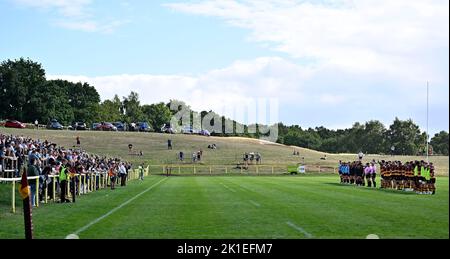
[286,221,313,238]
[249,200,261,207]
[220,183,236,193]
[73,178,168,235]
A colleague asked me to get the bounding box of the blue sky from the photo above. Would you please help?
[1,0,449,136]
[0,0,278,75]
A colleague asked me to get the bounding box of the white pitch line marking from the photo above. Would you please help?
[65,234,79,239]
[249,200,261,207]
[286,221,313,238]
[366,234,380,239]
[220,183,236,193]
[73,178,167,235]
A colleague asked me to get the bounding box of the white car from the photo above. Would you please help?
[161,124,176,134]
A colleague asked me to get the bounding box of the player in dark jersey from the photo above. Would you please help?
[429,163,436,195]
[349,162,356,185]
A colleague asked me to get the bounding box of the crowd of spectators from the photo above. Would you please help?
[1,133,132,206]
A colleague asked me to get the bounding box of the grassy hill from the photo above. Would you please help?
[1,128,448,175]
[2,127,448,175]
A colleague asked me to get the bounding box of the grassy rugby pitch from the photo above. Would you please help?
[0,128,448,239]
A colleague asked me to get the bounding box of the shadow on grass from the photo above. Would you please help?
[324,182,418,195]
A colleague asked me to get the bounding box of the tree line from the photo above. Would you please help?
[1,58,448,155]
[277,121,448,156]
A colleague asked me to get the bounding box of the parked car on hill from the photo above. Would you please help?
[4,120,26,129]
[47,119,63,130]
[136,122,152,132]
[181,126,199,134]
[199,129,211,136]
[113,122,125,131]
[161,123,176,134]
[95,122,117,131]
[68,121,87,131]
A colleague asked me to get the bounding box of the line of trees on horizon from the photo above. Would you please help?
[1,58,448,156]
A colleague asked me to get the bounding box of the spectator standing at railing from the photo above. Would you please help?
[59,160,70,203]
[109,163,117,190]
[15,147,25,177]
[75,162,84,194]
[119,162,127,187]
[28,148,37,163]
[139,163,145,181]
[69,164,77,203]
[40,164,52,203]
[0,145,5,173]
[27,158,40,207]
[126,162,132,178]
[5,144,16,171]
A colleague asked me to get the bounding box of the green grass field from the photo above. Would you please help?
[0,175,448,239]
[1,128,448,239]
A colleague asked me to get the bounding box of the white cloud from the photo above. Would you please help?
[319,94,347,106]
[48,57,304,117]
[165,0,449,81]
[14,0,92,18]
[48,56,449,133]
[56,20,130,33]
[12,0,127,33]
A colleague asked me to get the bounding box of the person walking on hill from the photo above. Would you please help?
[179,151,184,162]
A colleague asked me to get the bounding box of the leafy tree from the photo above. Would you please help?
[67,82,100,124]
[345,122,365,153]
[430,131,449,155]
[38,80,74,124]
[361,120,388,154]
[98,95,123,122]
[283,129,302,147]
[0,58,46,122]
[386,118,423,155]
[142,102,172,132]
[122,92,144,123]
